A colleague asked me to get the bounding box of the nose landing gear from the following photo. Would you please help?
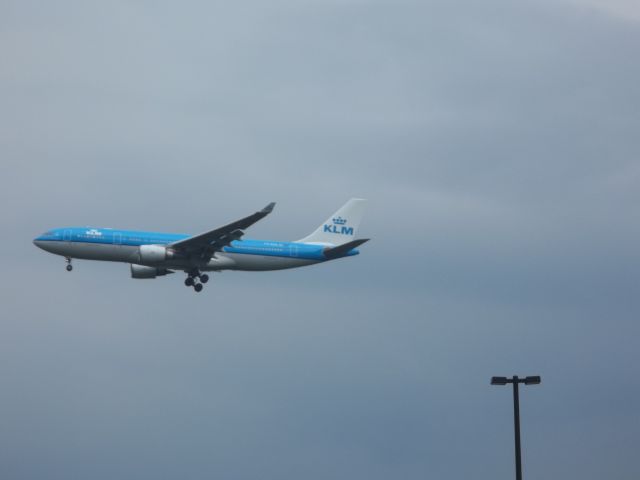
[65,257,73,271]
[185,270,209,292]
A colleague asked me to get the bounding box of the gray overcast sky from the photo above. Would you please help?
[1,1,640,479]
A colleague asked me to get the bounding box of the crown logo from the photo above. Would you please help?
[332,216,347,225]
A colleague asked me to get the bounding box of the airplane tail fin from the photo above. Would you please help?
[297,198,367,246]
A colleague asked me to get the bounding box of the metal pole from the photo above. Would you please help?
[513,376,522,480]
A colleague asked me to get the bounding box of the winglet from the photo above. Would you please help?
[262,202,276,214]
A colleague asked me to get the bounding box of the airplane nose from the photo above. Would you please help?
[33,239,43,249]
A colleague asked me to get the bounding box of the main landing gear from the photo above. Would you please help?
[184,270,209,292]
[65,257,73,272]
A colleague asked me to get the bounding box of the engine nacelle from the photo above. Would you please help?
[130,264,172,279]
[138,244,174,263]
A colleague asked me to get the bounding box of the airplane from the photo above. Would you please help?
[33,198,368,292]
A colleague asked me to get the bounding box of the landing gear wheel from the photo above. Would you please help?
[194,283,203,292]
[200,274,209,284]
[66,264,73,272]
[185,277,195,287]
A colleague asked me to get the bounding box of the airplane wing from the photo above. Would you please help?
[169,202,275,259]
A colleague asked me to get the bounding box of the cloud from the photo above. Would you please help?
[566,0,640,22]
[1,1,640,479]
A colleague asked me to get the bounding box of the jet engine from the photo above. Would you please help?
[138,244,175,263]
[130,264,173,279]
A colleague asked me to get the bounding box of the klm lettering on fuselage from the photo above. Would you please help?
[323,216,354,236]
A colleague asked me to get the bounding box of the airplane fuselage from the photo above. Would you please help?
[33,227,356,272]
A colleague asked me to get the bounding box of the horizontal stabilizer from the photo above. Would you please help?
[323,238,369,259]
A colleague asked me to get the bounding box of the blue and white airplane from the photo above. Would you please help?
[33,199,368,292]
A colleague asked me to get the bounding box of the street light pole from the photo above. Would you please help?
[491,375,541,480]
[512,377,521,480]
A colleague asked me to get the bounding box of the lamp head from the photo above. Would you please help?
[491,376,508,385]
